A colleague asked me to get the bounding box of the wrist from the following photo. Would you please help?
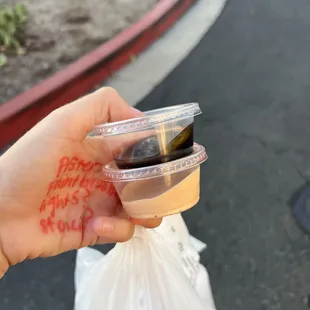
[0,157,10,278]
[0,240,9,278]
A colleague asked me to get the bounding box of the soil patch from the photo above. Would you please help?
[0,0,157,104]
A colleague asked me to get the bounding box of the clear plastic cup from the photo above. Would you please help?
[93,103,202,169]
[102,143,207,219]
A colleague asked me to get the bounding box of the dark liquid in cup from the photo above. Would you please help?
[115,123,194,169]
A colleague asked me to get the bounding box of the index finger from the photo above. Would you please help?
[55,87,143,140]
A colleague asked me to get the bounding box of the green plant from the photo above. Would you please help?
[0,3,28,66]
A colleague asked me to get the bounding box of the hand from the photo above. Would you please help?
[0,87,161,277]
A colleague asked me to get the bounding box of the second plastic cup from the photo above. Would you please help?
[93,103,202,169]
[102,143,207,219]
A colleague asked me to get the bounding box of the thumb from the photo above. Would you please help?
[92,216,135,243]
[53,87,142,140]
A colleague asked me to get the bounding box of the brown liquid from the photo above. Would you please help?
[115,123,194,169]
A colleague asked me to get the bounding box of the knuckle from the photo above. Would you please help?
[102,86,118,97]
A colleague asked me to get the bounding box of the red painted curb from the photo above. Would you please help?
[0,0,197,149]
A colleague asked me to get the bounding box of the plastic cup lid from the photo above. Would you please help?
[102,143,207,182]
[93,102,201,136]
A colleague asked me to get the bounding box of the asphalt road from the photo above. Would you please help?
[1,0,310,309]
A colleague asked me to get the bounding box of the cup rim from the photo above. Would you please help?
[92,102,201,136]
[102,143,207,182]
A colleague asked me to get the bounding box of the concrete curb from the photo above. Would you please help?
[0,0,197,149]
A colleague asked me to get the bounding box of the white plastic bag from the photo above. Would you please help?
[74,214,216,310]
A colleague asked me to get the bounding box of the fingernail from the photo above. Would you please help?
[93,218,114,233]
[102,220,115,232]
